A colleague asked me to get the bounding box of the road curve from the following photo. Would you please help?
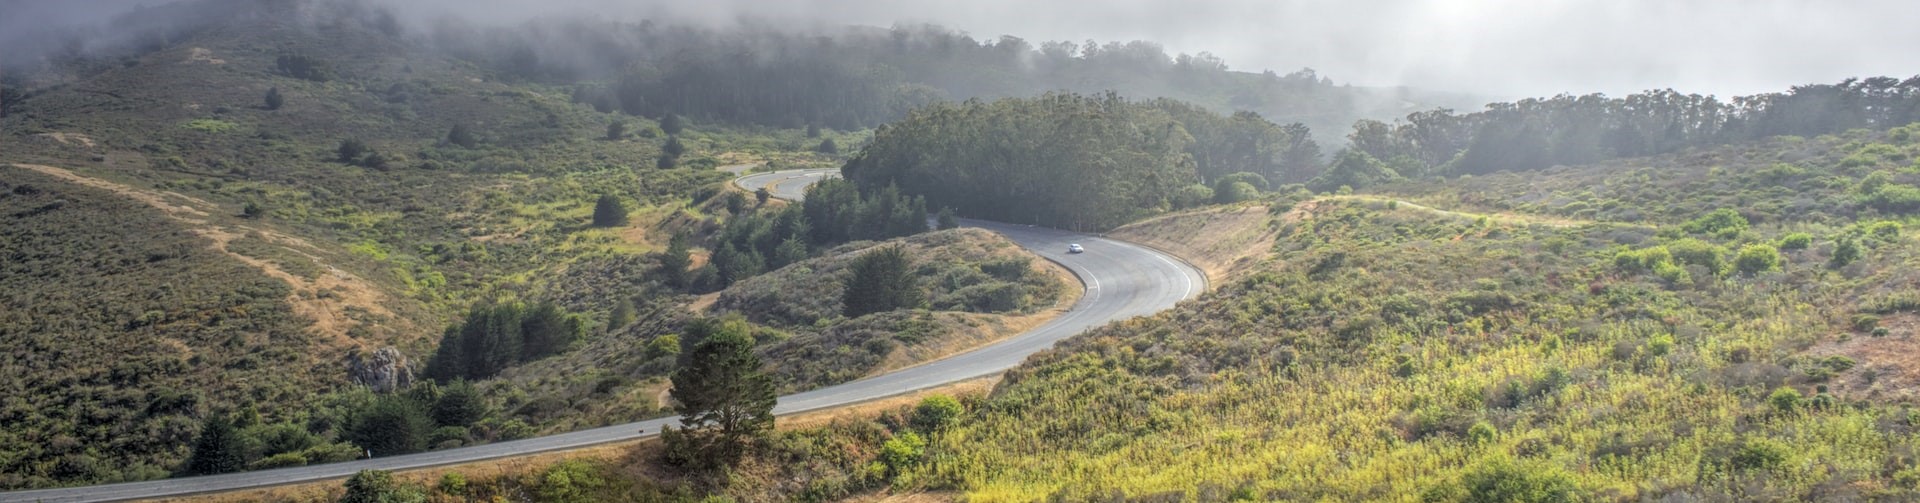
[0,169,1203,503]
[734,168,839,201]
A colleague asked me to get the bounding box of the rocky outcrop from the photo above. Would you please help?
[347,347,414,393]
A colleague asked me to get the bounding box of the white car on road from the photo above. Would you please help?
[1068,243,1084,254]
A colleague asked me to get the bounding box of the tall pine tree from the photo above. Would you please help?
[431,379,488,428]
[592,194,628,227]
[185,414,245,475]
[842,245,922,317]
[347,395,431,456]
[669,317,775,458]
[657,233,693,288]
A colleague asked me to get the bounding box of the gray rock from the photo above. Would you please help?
[347,347,414,393]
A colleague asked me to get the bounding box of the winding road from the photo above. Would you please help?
[0,169,1203,503]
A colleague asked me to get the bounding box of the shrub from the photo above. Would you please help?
[1777,232,1812,250]
[940,282,1025,313]
[1864,184,1920,213]
[1666,238,1728,275]
[1768,387,1805,415]
[1865,293,1920,314]
[1611,246,1671,272]
[1852,313,1882,331]
[437,472,467,495]
[446,124,478,149]
[1731,438,1790,471]
[536,460,607,503]
[428,426,469,448]
[936,207,959,229]
[496,420,534,441]
[337,139,368,164]
[1830,237,1862,268]
[1467,421,1498,445]
[1868,221,1902,241]
[912,394,964,432]
[1733,244,1782,275]
[979,258,1030,281]
[1455,457,1579,503]
[275,54,334,82]
[881,431,927,470]
[1213,179,1259,204]
[1172,184,1214,208]
[1857,171,1894,194]
[340,470,426,503]
[360,151,391,171]
[646,334,681,359]
[1683,208,1748,237]
[1653,261,1691,287]
[1219,172,1271,191]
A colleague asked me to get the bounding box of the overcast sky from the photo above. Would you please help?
[8,0,1917,100]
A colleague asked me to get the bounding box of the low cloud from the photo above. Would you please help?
[6,0,1915,100]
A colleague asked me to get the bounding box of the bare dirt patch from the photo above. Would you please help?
[32,132,98,149]
[8,163,409,352]
[686,292,721,313]
[185,47,227,65]
[1807,314,1920,402]
[844,491,962,503]
[1108,205,1279,283]
[1326,194,1630,229]
[1279,199,1323,224]
[14,163,210,220]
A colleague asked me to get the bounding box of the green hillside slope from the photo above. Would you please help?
[895,125,1920,501]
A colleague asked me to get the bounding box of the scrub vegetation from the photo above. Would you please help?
[10,0,1920,499]
[320,108,1920,503]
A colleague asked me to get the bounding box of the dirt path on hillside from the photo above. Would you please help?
[1322,194,1646,229]
[8,163,406,352]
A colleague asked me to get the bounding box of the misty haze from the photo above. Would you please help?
[1,1,1918,501]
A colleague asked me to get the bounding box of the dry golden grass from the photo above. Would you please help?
[1106,204,1278,283]
[1808,313,1920,401]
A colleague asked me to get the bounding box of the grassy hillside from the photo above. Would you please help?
[882,126,1920,500]
[356,124,1920,502]
[483,228,1072,434]
[0,166,320,488]
[0,8,855,489]
[726,228,1073,393]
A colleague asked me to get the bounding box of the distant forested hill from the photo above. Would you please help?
[1342,78,1920,179]
[426,20,1471,146]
